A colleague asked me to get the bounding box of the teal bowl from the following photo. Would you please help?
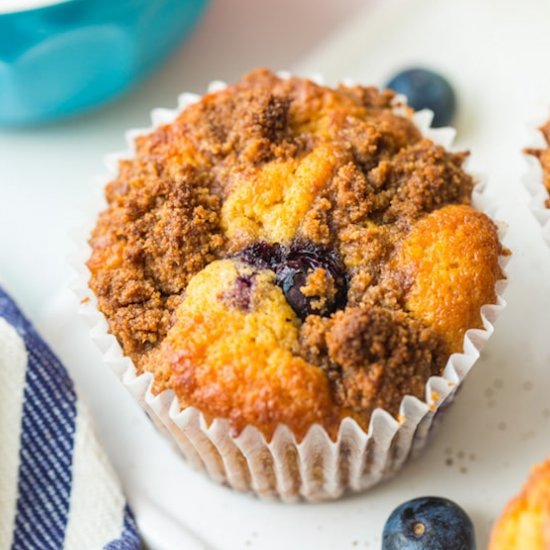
[0,0,209,126]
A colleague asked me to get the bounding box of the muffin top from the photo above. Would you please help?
[526,118,550,207]
[88,69,504,440]
[489,458,550,550]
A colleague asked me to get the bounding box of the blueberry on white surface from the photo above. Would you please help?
[385,68,457,127]
[382,496,476,550]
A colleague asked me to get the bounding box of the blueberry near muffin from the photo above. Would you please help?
[525,118,550,207]
[489,458,550,550]
[87,69,504,442]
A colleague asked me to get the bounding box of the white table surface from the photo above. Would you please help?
[1,0,550,548]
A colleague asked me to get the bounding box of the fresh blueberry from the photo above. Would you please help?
[385,68,457,127]
[382,496,476,550]
[237,241,347,319]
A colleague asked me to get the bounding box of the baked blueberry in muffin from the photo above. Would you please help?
[87,69,504,441]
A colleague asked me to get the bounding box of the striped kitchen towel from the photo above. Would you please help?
[0,286,141,550]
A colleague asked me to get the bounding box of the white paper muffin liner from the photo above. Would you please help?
[523,102,550,249]
[71,73,509,502]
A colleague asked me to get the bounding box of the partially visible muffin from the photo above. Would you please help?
[525,118,550,207]
[87,69,505,441]
[489,458,550,550]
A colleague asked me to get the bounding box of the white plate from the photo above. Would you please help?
[0,0,72,15]
[31,0,550,547]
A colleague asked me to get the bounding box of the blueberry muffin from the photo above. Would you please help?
[526,118,550,207]
[87,69,504,441]
[489,458,550,549]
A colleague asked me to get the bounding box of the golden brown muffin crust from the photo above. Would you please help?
[489,458,550,550]
[88,69,504,440]
[526,118,550,207]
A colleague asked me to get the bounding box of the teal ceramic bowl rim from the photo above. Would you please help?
[0,0,210,125]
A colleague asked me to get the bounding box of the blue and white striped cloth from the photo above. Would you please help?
[0,287,141,550]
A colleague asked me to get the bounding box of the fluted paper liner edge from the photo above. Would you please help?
[71,73,508,502]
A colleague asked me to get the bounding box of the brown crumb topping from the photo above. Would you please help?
[299,268,337,313]
[300,306,446,420]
